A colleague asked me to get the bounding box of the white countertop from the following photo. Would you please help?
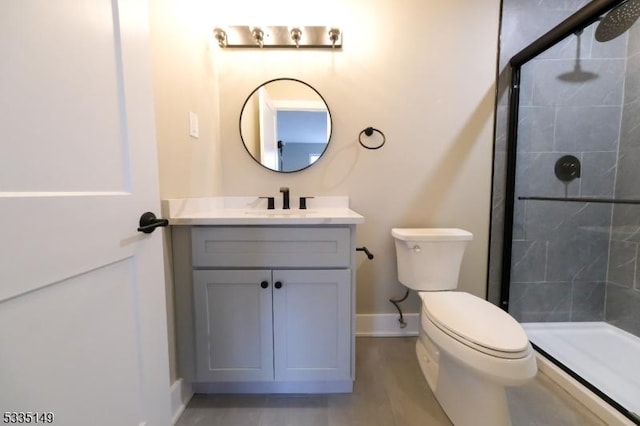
[162,196,364,225]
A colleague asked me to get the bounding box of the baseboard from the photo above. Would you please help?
[170,378,194,425]
[356,313,419,336]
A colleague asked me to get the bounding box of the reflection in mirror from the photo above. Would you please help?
[239,78,332,173]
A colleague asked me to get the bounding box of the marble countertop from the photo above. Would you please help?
[162,196,364,225]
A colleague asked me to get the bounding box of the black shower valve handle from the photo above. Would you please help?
[555,155,581,182]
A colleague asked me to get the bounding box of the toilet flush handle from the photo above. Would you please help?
[413,244,421,253]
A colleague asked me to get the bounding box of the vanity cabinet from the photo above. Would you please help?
[193,269,350,383]
[172,225,356,393]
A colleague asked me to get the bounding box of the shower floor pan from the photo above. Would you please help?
[523,322,640,417]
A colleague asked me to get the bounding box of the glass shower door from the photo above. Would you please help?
[505,15,640,421]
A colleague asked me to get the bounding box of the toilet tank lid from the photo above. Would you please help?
[391,228,473,241]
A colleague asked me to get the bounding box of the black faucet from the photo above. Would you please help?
[280,187,290,209]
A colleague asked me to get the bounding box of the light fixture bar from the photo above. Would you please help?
[213,26,342,49]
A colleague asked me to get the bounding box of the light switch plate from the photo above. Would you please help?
[189,111,199,138]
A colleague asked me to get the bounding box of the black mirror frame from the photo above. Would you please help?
[238,77,333,173]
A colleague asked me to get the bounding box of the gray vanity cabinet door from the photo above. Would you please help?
[193,269,274,382]
[272,269,351,382]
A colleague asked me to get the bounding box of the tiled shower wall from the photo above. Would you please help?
[489,0,590,308]
[490,0,640,333]
[490,0,592,308]
[606,23,640,336]
[508,21,627,322]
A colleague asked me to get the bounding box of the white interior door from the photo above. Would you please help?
[0,1,171,425]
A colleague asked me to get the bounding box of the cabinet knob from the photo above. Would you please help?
[260,281,269,289]
[274,281,283,289]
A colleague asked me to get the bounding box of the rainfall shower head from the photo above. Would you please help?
[595,0,640,42]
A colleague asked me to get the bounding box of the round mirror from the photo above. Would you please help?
[239,78,332,173]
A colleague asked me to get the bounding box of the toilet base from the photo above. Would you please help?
[416,338,512,426]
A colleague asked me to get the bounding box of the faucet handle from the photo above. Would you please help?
[259,196,275,210]
[279,187,290,209]
[299,196,314,210]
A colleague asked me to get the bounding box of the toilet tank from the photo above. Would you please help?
[391,228,473,291]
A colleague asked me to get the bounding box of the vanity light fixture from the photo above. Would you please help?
[328,28,341,48]
[251,27,265,47]
[213,28,227,48]
[290,27,302,48]
[212,26,342,49]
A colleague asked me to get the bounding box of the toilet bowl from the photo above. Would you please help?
[391,228,537,426]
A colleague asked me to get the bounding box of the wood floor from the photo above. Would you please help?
[176,337,606,426]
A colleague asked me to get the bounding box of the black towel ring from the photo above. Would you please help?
[358,127,386,150]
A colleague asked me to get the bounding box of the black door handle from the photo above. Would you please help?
[137,212,169,234]
[260,281,269,289]
[274,281,283,289]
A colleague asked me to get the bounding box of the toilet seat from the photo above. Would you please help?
[420,291,530,359]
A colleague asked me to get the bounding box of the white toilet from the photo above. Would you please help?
[391,228,537,426]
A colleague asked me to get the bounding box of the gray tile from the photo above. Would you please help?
[627,21,640,57]
[580,152,617,197]
[605,283,640,336]
[531,59,625,106]
[614,149,640,198]
[611,205,640,243]
[607,240,637,288]
[554,106,621,153]
[620,100,640,150]
[535,0,590,11]
[511,240,547,283]
[493,153,507,207]
[623,53,640,105]
[519,62,535,106]
[500,5,585,66]
[546,234,609,282]
[571,281,605,321]
[497,68,511,106]
[517,106,555,153]
[539,32,587,61]
[513,198,526,240]
[488,200,506,306]
[509,282,572,322]
[515,153,580,199]
[495,105,509,152]
[524,201,612,241]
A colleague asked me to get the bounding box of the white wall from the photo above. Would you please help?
[150,0,501,381]
[149,0,224,383]
[215,0,501,314]
[150,0,223,200]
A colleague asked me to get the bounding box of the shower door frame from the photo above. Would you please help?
[499,0,637,422]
